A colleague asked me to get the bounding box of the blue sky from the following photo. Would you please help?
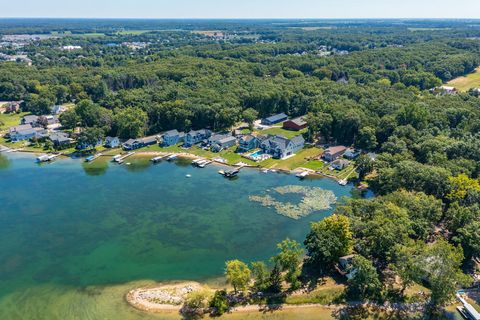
[1,0,480,19]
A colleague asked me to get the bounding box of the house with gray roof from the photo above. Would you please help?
[49,132,73,148]
[9,124,47,142]
[21,115,39,126]
[122,135,158,150]
[210,135,237,152]
[161,129,185,147]
[184,129,211,147]
[261,113,288,125]
[260,134,305,159]
[237,135,258,153]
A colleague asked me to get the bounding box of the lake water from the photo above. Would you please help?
[0,152,354,319]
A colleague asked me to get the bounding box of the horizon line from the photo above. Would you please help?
[0,17,479,20]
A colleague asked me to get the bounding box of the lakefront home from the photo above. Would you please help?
[331,159,350,170]
[49,132,73,148]
[8,124,47,142]
[283,116,308,131]
[322,146,347,162]
[161,129,185,147]
[237,135,258,152]
[104,136,120,148]
[184,129,211,147]
[4,101,21,114]
[210,135,237,152]
[261,113,288,125]
[122,135,158,151]
[21,115,40,126]
[260,134,305,159]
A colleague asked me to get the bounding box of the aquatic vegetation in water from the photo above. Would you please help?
[249,185,337,219]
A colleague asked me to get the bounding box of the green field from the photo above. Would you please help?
[447,67,480,91]
[0,112,28,131]
[256,127,307,139]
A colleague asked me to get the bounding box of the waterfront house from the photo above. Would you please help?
[261,113,288,126]
[77,138,104,150]
[260,134,305,159]
[237,135,258,153]
[161,129,185,147]
[322,146,347,162]
[344,148,361,160]
[9,124,47,142]
[21,115,39,126]
[104,136,120,148]
[211,135,237,152]
[122,135,158,150]
[331,159,350,170]
[283,116,308,131]
[184,129,211,147]
[49,132,73,148]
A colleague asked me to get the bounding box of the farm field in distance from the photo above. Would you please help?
[447,66,480,91]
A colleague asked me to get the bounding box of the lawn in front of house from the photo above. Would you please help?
[262,147,322,171]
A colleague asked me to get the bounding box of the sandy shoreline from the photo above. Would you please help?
[125,281,340,315]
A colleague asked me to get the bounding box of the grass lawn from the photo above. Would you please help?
[256,127,307,139]
[0,112,28,131]
[286,278,346,305]
[261,147,322,171]
[447,67,480,91]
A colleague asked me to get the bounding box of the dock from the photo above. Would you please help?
[296,171,309,179]
[218,167,241,178]
[457,294,480,320]
[167,154,178,161]
[151,156,163,163]
[115,152,134,164]
[36,154,60,163]
[85,153,102,163]
[198,160,212,168]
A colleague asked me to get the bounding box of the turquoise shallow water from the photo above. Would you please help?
[0,152,353,319]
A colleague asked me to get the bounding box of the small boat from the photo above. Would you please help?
[151,156,163,163]
[112,154,122,162]
[37,154,57,163]
[338,179,348,186]
[296,171,309,179]
[126,162,131,166]
[85,156,95,162]
[261,169,269,174]
[186,174,192,178]
[167,154,178,161]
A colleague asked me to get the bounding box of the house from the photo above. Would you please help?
[260,134,305,159]
[21,115,39,126]
[5,101,20,113]
[283,116,308,131]
[49,132,73,148]
[237,135,258,152]
[104,136,120,148]
[344,148,361,160]
[51,105,66,115]
[77,138,104,150]
[122,135,158,151]
[331,159,350,170]
[322,146,347,162]
[161,130,185,147]
[261,113,288,125]
[184,129,211,147]
[9,124,46,142]
[211,135,237,152]
[338,255,356,280]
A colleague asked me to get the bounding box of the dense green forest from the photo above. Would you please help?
[1,19,480,317]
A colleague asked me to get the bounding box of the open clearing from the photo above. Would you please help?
[447,67,480,91]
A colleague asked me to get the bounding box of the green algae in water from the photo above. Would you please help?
[249,185,337,219]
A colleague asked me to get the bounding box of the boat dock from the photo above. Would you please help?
[114,152,134,164]
[167,154,178,161]
[85,153,102,163]
[36,154,60,163]
[192,158,212,168]
[218,167,241,178]
[457,293,480,320]
[151,156,164,163]
[296,171,309,179]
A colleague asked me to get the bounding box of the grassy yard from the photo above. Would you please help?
[286,278,346,305]
[255,127,307,139]
[261,147,322,171]
[447,67,480,91]
[0,112,28,131]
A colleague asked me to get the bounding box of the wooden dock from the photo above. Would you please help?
[115,152,134,164]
